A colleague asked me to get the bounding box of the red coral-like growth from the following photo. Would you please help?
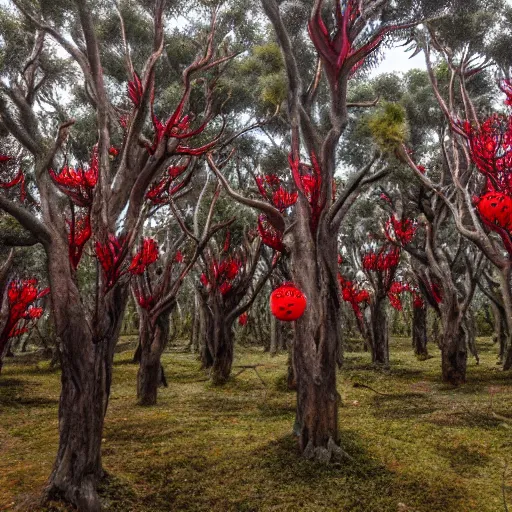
[129,238,159,275]
[384,215,417,246]
[49,147,98,207]
[255,174,298,212]
[0,279,49,354]
[257,214,284,252]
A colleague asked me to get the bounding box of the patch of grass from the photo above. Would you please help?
[1,337,511,511]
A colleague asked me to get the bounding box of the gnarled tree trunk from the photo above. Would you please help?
[45,244,128,511]
[440,305,467,385]
[137,309,171,406]
[412,306,428,359]
[290,225,341,460]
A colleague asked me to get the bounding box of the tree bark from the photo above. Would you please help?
[369,297,389,365]
[440,307,467,385]
[270,313,278,356]
[137,309,171,406]
[45,243,128,511]
[412,306,428,359]
[289,224,341,460]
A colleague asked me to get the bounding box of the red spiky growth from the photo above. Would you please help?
[0,279,49,353]
[338,274,370,319]
[175,250,184,263]
[146,163,191,204]
[143,83,223,157]
[129,238,159,275]
[0,156,26,202]
[49,146,99,208]
[412,291,425,309]
[384,215,417,246]
[128,71,144,108]
[68,213,92,270]
[288,151,324,233]
[238,312,248,326]
[255,174,298,212]
[307,0,402,86]
[200,249,243,297]
[257,214,285,252]
[457,79,512,254]
[463,115,512,191]
[387,281,411,311]
[109,146,119,158]
[95,234,128,291]
[362,245,400,272]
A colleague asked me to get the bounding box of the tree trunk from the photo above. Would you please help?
[490,301,507,364]
[287,336,297,390]
[210,317,234,386]
[412,306,428,359]
[440,309,467,385]
[137,309,171,406]
[46,336,109,512]
[370,297,389,365]
[290,224,341,460]
[45,243,128,511]
[270,313,277,356]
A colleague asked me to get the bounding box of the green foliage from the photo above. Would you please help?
[367,102,409,153]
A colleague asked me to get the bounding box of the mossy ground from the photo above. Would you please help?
[1,337,511,511]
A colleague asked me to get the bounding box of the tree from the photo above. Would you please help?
[0,2,230,508]
[207,0,432,459]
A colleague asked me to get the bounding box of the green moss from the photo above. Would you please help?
[367,102,409,152]
[1,337,511,511]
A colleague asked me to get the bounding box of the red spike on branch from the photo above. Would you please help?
[128,71,143,108]
[129,238,159,275]
[257,214,284,252]
[49,147,98,207]
[67,212,92,269]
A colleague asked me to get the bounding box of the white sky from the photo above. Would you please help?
[374,0,512,76]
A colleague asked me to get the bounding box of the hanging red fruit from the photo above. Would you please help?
[270,283,307,321]
[475,192,512,231]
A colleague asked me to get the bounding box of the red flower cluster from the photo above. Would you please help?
[68,214,92,270]
[338,274,370,319]
[255,174,298,212]
[307,0,395,85]
[1,279,49,351]
[238,312,248,326]
[49,147,98,208]
[128,238,159,275]
[289,151,324,233]
[387,281,411,311]
[257,214,285,252]
[0,157,26,203]
[362,246,400,272]
[146,163,191,204]
[175,250,184,263]
[128,72,144,108]
[95,234,127,291]
[128,68,219,156]
[412,293,425,309]
[464,115,512,191]
[200,255,242,296]
[384,215,417,246]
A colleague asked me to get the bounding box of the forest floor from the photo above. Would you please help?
[1,336,512,512]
